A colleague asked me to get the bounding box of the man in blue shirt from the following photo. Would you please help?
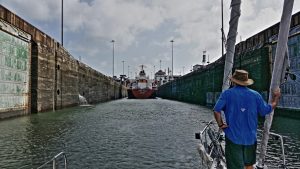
[214,69,281,169]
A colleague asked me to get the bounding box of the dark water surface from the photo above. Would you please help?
[0,99,299,168]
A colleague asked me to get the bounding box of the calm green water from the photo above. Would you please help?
[0,99,299,168]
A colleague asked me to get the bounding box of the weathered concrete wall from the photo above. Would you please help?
[0,5,126,119]
[77,62,121,103]
[0,20,31,118]
[158,12,300,110]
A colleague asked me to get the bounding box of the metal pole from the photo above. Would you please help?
[170,40,174,79]
[61,0,63,46]
[128,65,130,78]
[221,0,224,57]
[111,40,115,99]
[122,60,125,75]
[53,159,56,169]
[159,60,162,70]
[111,40,115,78]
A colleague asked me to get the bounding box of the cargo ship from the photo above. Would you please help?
[127,65,157,99]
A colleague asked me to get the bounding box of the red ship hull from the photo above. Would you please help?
[131,88,155,99]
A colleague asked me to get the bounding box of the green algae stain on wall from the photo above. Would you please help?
[158,47,271,107]
[0,30,30,110]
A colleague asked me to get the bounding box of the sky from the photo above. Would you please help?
[1,0,299,78]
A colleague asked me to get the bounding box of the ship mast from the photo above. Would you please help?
[257,0,294,167]
[221,0,224,59]
[139,64,146,71]
[222,0,241,91]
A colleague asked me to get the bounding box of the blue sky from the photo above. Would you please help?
[1,0,299,78]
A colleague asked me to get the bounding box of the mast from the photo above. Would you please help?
[221,0,224,58]
[257,0,294,167]
[222,0,241,91]
[61,0,64,46]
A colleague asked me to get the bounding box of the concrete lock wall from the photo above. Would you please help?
[0,20,31,118]
[0,5,127,119]
[158,11,300,111]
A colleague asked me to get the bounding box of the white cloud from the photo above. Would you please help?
[1,0,299,76]
[1,0,60,21]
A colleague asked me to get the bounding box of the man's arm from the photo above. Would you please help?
[214,111,228,129]
[213,91,227,129]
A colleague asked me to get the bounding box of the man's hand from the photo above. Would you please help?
[271,87,281,109]
[219,123,228,129]
[273,87,281,98]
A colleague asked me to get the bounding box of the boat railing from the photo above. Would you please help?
[195,120,226,167]
[37,152,67,169]
[196,121,287,168]
[257,129,286,168]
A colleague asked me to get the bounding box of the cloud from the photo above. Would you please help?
[64,0,166,50]
[1,0,60,21]
[1,0,299,76]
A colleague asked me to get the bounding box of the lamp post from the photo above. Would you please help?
[61,0,64,46]
[153,65,156,80]
[170,40,174,79]
[122,60,125,75]
[159,60,162,70]
[111,40,115,78]
[221,0,224,57]
[128,65,130,78]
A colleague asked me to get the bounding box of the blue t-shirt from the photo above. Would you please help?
[214,86,272,145]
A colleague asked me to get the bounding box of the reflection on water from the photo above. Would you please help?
[264,115,300,168]
[0,99,208,169]
[0,99,299,168]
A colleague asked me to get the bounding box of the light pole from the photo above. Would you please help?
[153,65,156,80]
[159,60,162,70]
[170,40,174,79]
[221,0,224,57]
[111,40,115,78]
[128,65,130,78]
[122,60,125,75]
[61,0,64,46]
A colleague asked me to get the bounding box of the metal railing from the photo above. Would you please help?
[257,129,286,168]
[37,152,67,169]
[196,121,287,168]
[195,120,226,168]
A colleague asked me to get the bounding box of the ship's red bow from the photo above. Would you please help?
[132,89,154,99]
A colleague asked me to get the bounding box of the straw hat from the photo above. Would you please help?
[230,69,254,86]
